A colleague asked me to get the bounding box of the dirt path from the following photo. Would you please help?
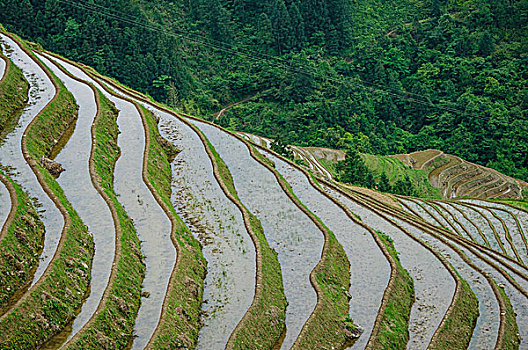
[214,95,257,121]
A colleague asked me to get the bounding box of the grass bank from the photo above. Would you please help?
[362,153,443,199]
[0,53,29,140]
[65,87,145,349]
[497,284,520,349]
[0,31,93,349]
[0,171,45,311]
[367,231,414,349]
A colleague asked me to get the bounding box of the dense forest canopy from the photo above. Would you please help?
[1,0,527,180]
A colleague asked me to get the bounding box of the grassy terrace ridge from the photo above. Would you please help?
[0,31,94,349]
[0,170,45,311]
[327,185,482,349]
[498,284,521,349]
[429,273,479,350]
[139,105,207,350]
[368,231,414,350]
[249,146,353,349]
[0,52,29,140]
[362,153,443,199]
[183,120,287,349]
[63,86,145,348]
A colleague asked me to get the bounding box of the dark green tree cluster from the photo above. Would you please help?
[337,148,417,196]
[1,0,527,182]
[270,136,294,159]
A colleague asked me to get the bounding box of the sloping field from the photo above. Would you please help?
[1,27,527,350]
[399,150,527,201]
[236,136,526,202]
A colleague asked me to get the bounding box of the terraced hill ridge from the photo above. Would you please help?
[1,27,527,350]
[238,133,527,201]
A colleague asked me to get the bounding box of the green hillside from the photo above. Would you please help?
[0,0,527,182]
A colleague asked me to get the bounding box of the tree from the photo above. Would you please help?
[271,135,294,159]
[288,1,305,50]
[268,0,293,54]
[432,0,442,17]
[378,172,392,192]
[478,31,495,57]
[336,148,374,187]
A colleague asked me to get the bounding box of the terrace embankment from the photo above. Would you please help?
[188,118,323,349]
[0,32,62,288]
[0,32,94,349]
[0,50,28,140]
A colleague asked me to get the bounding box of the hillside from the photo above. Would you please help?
[238,132,527,201]
[1,25,528,350]
[1,0,527,184]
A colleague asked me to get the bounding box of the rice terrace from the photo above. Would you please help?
[0,0,527,349]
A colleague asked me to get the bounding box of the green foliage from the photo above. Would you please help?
[0,55,29,139]
[371,231,414,349]
[478,31,495,57]
[1,0,527,182]
[336,148,375,187]
[0,172,45,310]
[270,136,293,160]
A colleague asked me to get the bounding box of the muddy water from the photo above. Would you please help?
[398,205,501,348]
[442,203,484,245]
[462,204,516,259]
[462,200,528,264]
[417,202,453,231]
[154,111,255,349]
[322,187,455,349]
[403,199,528,347]
[408,200,494,249]
[36,53,116,340]
[0,34,63,286]
[0,55,5,80]
[455,241,528,349]
[431,203,473,240]
[44,56,175,349]
[260,149,390,349]
[190,120,322,350]
[0,178,10,231]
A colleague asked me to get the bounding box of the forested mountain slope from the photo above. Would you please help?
[1,0,527,183]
